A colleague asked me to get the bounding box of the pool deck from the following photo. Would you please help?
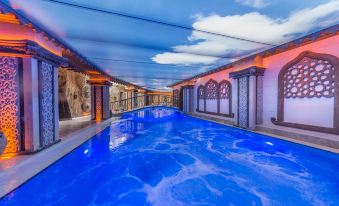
[59,115,94,138]
[189,112,339,154]
[0,116,118,198]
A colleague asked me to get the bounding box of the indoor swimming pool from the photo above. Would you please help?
[1,107,338,206]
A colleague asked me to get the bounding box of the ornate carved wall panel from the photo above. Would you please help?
[256,76,263,124]
[39,61,55,147]
[219,80,231,99]
[238,77,249,128]
[198,85,205,99]
[95,86,103,121]
[272,51,339,134]
[205,79,218,99]
[196,79,233,117]
[283,57,334,99]
[0,56,21,154]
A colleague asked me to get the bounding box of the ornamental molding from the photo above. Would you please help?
[181,85,194,89]
[0,2,142,90]
[169,24,339,88]
[229,66,266,79]
[0,39,67,66]
[87,79,112,86]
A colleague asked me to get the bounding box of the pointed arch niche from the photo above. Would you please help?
[196,79,234,117]
[271,51,339,134]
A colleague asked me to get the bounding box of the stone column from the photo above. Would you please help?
[0,40,65,155]
[22,58,61,152]
[0,56,22,154]
[231,78,238,126]
[230,66,265,130]
[53,66,60,142]
[145,93,149,106]
[182,85,194,113]
[22,57,40,152]
[90,81,112,121]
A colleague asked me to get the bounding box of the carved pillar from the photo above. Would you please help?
[230,66,265,130]
[22,58,61,152]
[0,40,66,155]
[53,65,60,142]
[231,78,238,126]
[182,85,194,113]
[0,56,21,154]
[90,81,111,121]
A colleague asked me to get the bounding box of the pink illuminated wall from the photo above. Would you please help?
[262,35,339,128]
[173,33,339,134]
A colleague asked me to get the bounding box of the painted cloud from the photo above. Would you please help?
[235,0,271,8]
[152,0,339,65]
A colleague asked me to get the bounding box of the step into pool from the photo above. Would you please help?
[1,107,338,205]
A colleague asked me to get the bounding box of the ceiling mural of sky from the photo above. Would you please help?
[4,0,339,90]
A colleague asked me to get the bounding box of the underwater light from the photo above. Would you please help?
[266,141,274,146]
[84,149,89,154]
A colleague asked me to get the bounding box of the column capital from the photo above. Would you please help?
[229,66,266,79]
[0,39,67,67]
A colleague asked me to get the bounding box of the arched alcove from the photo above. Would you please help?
[205,79,218,113]
[271,51,339,134]
[196,79,234,117]
[218,80,232,116]
[197,85,205,112]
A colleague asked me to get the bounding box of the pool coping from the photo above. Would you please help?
[0,117,117,198]
[188,113,339,154]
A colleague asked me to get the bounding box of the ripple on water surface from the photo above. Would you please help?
[1,107,339,206]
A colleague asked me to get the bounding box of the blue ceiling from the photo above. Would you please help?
[4,0,339,90]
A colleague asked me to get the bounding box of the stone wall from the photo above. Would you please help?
[58,68,91,120]
[110,83,127,103]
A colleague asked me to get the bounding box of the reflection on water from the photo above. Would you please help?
[1,107,339,206]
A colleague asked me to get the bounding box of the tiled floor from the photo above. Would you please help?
[59,116,94,138]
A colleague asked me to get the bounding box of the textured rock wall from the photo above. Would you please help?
[110,84,127,103]
[58,68,91,119]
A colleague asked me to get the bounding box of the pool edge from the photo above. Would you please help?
[0,117,117,198]
[188,113,339,154]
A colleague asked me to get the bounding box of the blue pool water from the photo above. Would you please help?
[1,107,339,206]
